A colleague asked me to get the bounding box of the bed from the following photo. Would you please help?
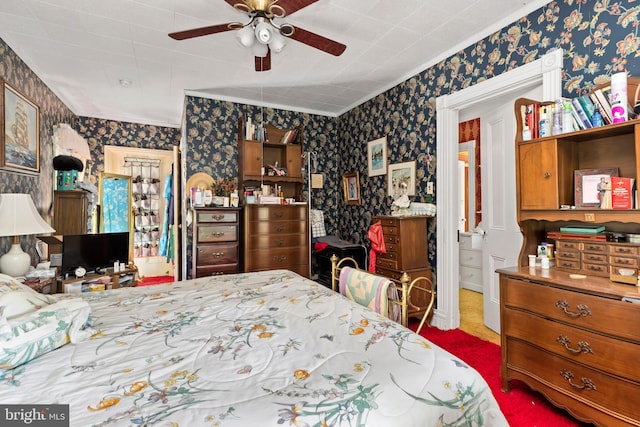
[0,270,508,426]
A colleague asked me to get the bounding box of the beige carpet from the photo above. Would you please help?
[459,288,500,345]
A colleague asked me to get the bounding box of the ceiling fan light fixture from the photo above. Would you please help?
[254,20,273,44]
[268,31,286,53]
[236,24,255,47]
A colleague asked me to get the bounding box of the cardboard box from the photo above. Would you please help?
[611,177,635,209]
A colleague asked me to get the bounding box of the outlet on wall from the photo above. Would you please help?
[426,182,434,195]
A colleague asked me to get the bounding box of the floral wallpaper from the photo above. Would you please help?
[335,0,640,277]
[0,39,77,263]
[3,0,640,282]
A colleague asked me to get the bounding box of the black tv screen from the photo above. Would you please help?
[62,232,130,275]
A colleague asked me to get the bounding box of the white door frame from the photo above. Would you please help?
[433,49,563,330]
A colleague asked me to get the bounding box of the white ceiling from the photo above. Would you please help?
[0,0,549,128]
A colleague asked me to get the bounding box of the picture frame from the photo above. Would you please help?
[343,171,361,205]
[574,168,619,208]
[388,161,416,198]
[367,136,387,176]
[0,80,40,174]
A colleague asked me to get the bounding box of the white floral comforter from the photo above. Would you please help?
[0,270,508,427]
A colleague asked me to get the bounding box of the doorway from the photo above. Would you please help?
[104,146,176,279]
[434,48,563,331]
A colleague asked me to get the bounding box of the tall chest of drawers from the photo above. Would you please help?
[498,267,640,426]
[372,215,432,319]
[244,204,309,277]
[192,207,241,278]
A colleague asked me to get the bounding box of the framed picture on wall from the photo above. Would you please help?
[343,171,361,205]
[367,136,387,176]
[0,79,40,174]
[388,161,416,198]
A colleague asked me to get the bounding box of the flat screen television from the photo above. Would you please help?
[62,232,130,275]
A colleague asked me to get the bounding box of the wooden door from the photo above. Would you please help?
[242,140,263,177]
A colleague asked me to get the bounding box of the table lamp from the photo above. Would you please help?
[0,193,55,277]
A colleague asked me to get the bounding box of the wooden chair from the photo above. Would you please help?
[330,254,435,334]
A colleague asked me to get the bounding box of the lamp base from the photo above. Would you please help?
[0,243,31,277]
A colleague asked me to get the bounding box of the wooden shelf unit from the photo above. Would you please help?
[499,96,640,426]
[237,116,304,203]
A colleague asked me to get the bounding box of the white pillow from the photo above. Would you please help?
[0,298,93,370]
[0,274,55,320]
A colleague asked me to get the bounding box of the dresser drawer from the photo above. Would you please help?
[504,308,640,382]
[195,243,239,266]
[459,248,482,267]
[376,257,399,270]
[582,262,609,276]
[502,278,640,342]
[197,211,238,223]
[581,252,607,264]
[246,247,308,270]
[376,217,399,227]
[506,339,640,422]
[247,220,307,235]
[609,244,639,256]
[582,242,607,253]
[248,233,308,249]
[197,225,238,243]
[246,206,307,221]
[555,257,581,270]
[377,251,398,262]
[460,265,482,284]
[556,250,580,260]
[459,233,482,250]
[610,255,638,268]
[195,263,240,277]
[557,240,581,251]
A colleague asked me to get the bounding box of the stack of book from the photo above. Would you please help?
[547,225,608,241]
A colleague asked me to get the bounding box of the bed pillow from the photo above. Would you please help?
[0,298,93,370]
[0,273,55,320]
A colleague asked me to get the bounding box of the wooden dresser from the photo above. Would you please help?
[498,267,640,426]
[243,204,309,277]
[191,207,241,278]
[372,215,432,319]
[53,190,88,235]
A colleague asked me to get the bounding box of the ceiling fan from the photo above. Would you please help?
[169,0,346,72]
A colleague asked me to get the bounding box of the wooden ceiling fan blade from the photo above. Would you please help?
[255,49,272,72]
[288,26,346,56]
[275,0,320,16]
[169,23,235,40]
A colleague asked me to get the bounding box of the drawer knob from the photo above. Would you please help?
[556,335,593,355]
[555,300,591,318]
[275,225,286,232]
[212,215,224,221]
[560,369,597,391]
[273,255,287,263]
[212,231,224,237]
[273,211,284,218]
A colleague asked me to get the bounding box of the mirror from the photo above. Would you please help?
[99,172,132,234]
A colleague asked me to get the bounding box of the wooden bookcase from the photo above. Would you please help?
[237,116,304,203]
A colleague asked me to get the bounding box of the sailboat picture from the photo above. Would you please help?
[1,80,40,173]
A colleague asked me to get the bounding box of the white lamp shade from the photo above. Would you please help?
[268,31,286,53]
[0,193,55,277]
[254,21,273,44]
[0,194,55,237]
[236,25,255,47]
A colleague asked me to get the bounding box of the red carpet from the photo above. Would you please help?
[413,326,592,427]
[137,275,175,286]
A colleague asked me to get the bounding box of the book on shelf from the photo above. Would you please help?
[611,177,636,209]
[591,87,613,124]
[571,98,593,129]
[559,225,606,234]
[525,103,539,139]
[577,94,596,123]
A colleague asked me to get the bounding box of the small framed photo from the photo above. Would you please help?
[343,171,361,205]
[574,168,619,208]
[0,79,40,174]
[367,136,387,176]
[388,161,416,198]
